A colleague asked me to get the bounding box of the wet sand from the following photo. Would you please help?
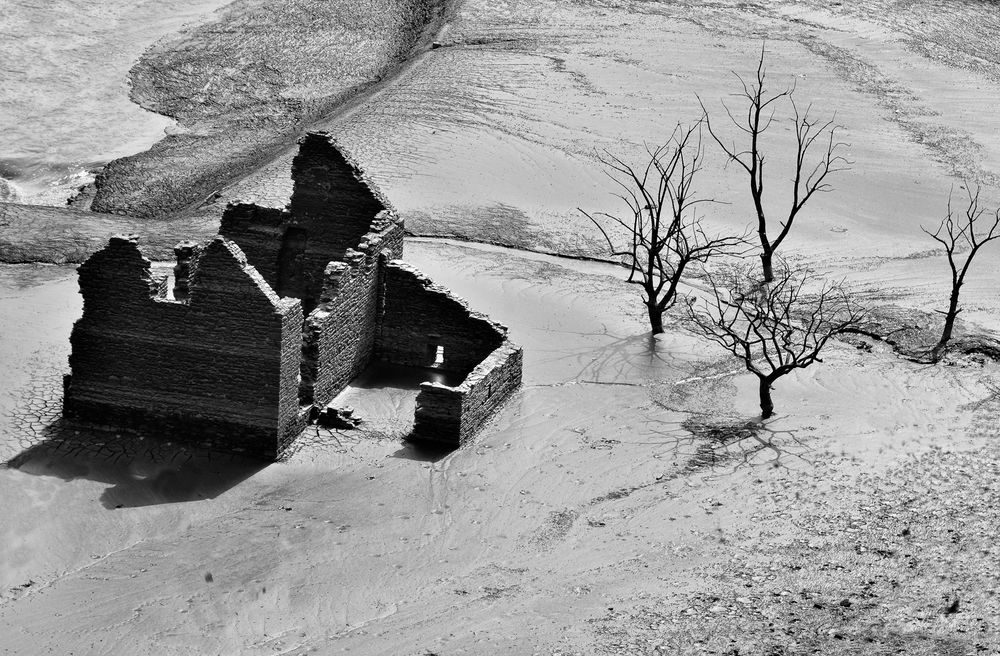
[0,0,234,204]
[23,0,997,325]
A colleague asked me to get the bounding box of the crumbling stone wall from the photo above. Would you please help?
[63,235,305,459]
[217,203,287,288]
[378,261,522,445]
[301,215,404,406]
[219,132,392,311]
[62,132,522,457]
[377,262,506,375]
[413,341,523,446]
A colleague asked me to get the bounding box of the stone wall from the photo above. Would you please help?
[61,133,522,457]
[63,235,305,459]
[412,341,523,446]
[219,132,391,311]
[217,203,287,289]
[378,261,506,375]
[377,261,522,446]
[301,215,404,406]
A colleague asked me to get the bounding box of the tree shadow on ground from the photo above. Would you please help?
[4,412,266,510]
[584,415,808,508]
[677,415,806,473]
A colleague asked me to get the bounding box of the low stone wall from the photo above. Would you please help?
[412,340,523,446]
[63,235,304,459]
[302,215,404,406]
[375,260,522,445]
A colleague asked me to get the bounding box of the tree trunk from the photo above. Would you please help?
[648,303,664,334]
[758,377,774,419]
[932,286,962,360]
[760,251,774,283]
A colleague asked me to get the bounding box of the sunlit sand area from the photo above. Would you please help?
[3,0,1000,653]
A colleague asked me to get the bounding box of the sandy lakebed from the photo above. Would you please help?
[2,0,1000,654]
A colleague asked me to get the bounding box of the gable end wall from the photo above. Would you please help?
[63,236,304,459]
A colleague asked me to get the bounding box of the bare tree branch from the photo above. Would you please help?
[700,43,850,282]
[920,183,1000,361]
[686,261,865,418]
[580,122,750,334]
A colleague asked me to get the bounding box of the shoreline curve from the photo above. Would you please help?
[80,0,452,220]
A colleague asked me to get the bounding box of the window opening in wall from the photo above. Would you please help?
[426,334,443,368]
[165,273,175,300]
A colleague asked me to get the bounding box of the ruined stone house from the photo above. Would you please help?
[63,132,523,459]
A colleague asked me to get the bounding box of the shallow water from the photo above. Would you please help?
[0,0,230,204]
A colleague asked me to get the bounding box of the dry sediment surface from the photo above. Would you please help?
[0,202,216,263]
[86,0,445,219]
[2,241,999,654]
[4,0,1000,653]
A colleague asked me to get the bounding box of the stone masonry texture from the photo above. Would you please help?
[377,262,506,374]
[413,341,523,446]
[63,131,522,458]
[304,215,404,408]
[63,235,304,459]
[379,261,523,446]
[220,131,394,312]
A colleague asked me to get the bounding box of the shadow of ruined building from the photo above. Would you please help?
[6,418,266,509]
[62,132,523,460]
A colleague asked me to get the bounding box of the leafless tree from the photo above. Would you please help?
[686,262,864,419]
[922,184,1000,361]
[580,123,747,334]
[700,44,849,283]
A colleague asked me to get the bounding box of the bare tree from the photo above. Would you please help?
[922,184,1000,361]
[580,123,747,334]
[687,262,864,418]
[700,44,849,283]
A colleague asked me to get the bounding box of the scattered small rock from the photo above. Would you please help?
[316,405,362,429]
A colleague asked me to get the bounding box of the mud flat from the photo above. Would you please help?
[157,0,1000,315]
[2,240,998,653]
[85,0,446,219]
[11,0,1000,281]
[4,0,1000,653]
[0,203,215,263]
